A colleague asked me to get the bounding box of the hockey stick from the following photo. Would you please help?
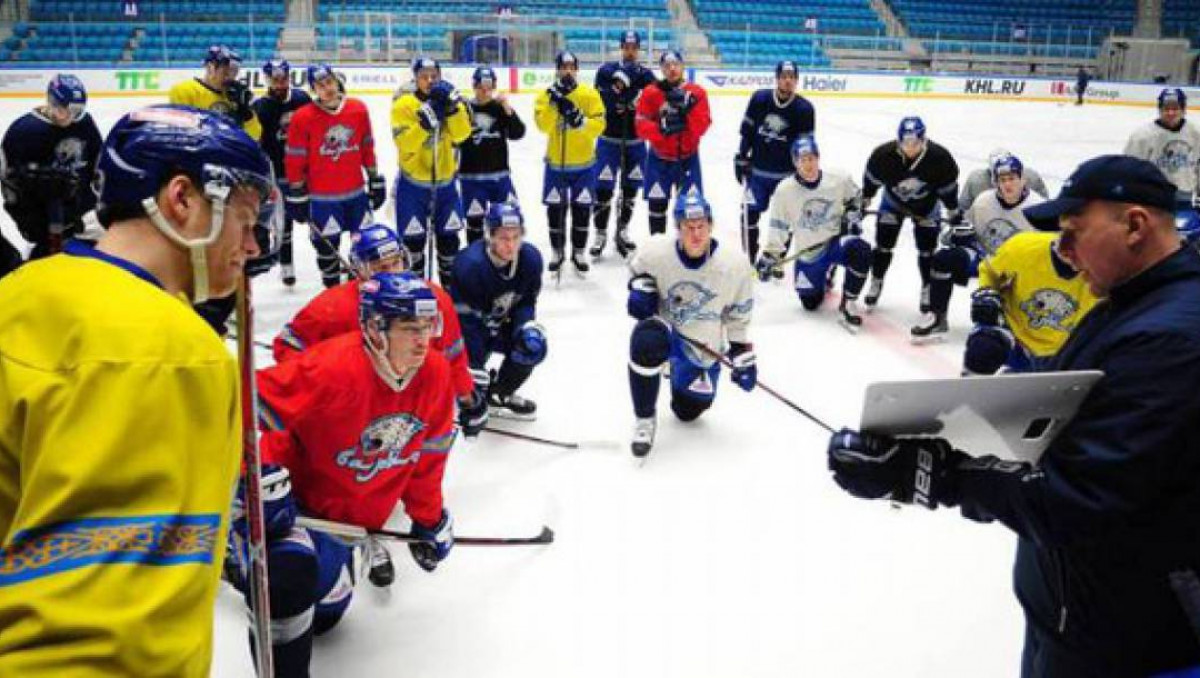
[297,516,555,546]
[484,425,579,449]
[235,276,276,677]
[427,121,439,283]
[675,331,834,433]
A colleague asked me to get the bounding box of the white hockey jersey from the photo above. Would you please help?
[630,235,754,368]
[967,188,1045,255]
[763,170,861,258]
[1124,119,1200,193]
[959,165,1049,211]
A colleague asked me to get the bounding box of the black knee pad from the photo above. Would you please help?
[799,293,823,311]
[630,318,670,368]
[266,543,320,619]
[875,219,901,251]
[934,246,973,285]
[670,391,712,421]
[842,236,872,272]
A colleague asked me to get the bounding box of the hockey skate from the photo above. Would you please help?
[281,263,296,287]
[919,284,931,313]
[863,276,885,311]
[548,249,565,286]
[631,416,657,459]
[838,298,863,333]
[488,391,537,421]
[366,536,395,588]
[910,312,948,344]
[589,229,608,259]
[570,249,590,278]
[614,228,637,259]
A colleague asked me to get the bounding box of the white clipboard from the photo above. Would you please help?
[859,370,1104,463]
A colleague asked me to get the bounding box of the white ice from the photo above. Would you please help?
[0,88,1151,677]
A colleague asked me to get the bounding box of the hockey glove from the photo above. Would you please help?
[612,69,631,93]
[843,209,864,236]
[734,153,750,184]
[665,86,693,112]
[231,463,298,542]
[659,111,686,137]
[458,368,491,438]
[827,429,961,508]
[367,172,387,211]
[553,75,577,97]
[512,321,548,366]
[970,287,1004,326]
[755,253,781,282]
[564,106,585,130]
[285,185,310,224]
[948,224,976,249]
[945,207,965,227]
[409,509,454,572]
[225,80,255,123]
[627,273,659,319]
[727,343,757,392]
[417,102,441,133]
[963,324,1015,376]
[555,95,579,120]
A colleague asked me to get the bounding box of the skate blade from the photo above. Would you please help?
[909,333,947,346]
[490,408,537,422]
[838,318,861,335]
[572,267,589,279]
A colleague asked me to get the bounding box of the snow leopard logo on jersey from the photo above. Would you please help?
[1157,139,1194,174]
[757,113,790,143]
[320,124,360,162]
[335,412,426,483]
[487,290,520,330]
[1020,288,1078,332]
[800,197,836,232]
[277,110,295,144]
[472,111,499,143]
[892,177,929,202]
[980,217,1020,253]
[665,281,719,326]
[52,137,86,173]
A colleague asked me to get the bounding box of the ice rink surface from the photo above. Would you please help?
[0,87,1153,677]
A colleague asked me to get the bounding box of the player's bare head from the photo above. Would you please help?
[619,31,641,62]
[775,61,798,96]
[897,116,926,159]
[674,193,713,257]
[659,50,684,83]
[555,51,580,81]
[359,273,443,379]
[472,66,497,100]
[990,153,1026,202]
[412,57,441,94]
[1157,88,1186,126]
[352,225,409,276]
[791,135,820,180]
[203,45,241,86]
[486,202,525,263]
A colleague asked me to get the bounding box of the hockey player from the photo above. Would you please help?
[636,50,712,236]
[0,74,102,273]
[534,50,605,277]
[756,136,870,330]
[451,202,547,421]
[1125,88,1200,219]
[285,63,384,289]
[625,193,755,457]
[961,229,1098,375]
[592,30,656,258]
[459,66,525,244]
[860,116,961,312]
[391,57,471,286]
[168,45,261,141]
[0,105,272,675]
[958,147,1049,211]
[912,152,1044,341]
[253,58,311,286]
[735,60,815,265]
[231,271,458,677]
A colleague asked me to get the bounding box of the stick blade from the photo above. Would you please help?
[533,525,555,544]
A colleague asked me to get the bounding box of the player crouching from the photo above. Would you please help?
[625,193,756,458]
[228,272,458,676]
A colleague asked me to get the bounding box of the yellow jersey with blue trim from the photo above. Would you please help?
[534,83,606,170]
[390,91,472,185]
[979,231,1099,358]
[168,76,263,141]
[0,242,241,677]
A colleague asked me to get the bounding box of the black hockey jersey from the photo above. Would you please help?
[862,140,960,215]
[738,88,815,176]
[252,88,312,179]
[459,99,526,177]
[594,60,656,141]
[1,108,102,231]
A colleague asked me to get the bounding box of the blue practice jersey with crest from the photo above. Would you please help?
[738,89,815,176]
[450,239,545,366]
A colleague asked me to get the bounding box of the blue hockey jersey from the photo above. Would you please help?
[594,60,656,141]
[737,89,815,177]
[450,240,544,367]
[0,108,102,221]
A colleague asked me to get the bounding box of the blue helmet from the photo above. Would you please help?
[620,30,641,47]
[204,44,241,66]
[47,74,87,121]
[897,116,926,142]
[555,50,579,70]
[660,49,683,65]
[306,63,337,89]
[472,66,497,88]
[412,56,440,76]
[359,271,440,332]
[1158,87,1186,110]
[485,202,524,235]
[262,58,290,79]
[351,224,407,269]
[674,192,712,224]
[775,60,798,78]
[791,134,819,160]
[990,152,1024,182]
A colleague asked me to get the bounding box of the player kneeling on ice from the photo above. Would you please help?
[756,135,871,330]
[626,193,755,457]
[228,272,458,676]
[452,202,546,422]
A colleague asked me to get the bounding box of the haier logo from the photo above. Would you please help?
[801,76,847,92]
[964,79,1026,95]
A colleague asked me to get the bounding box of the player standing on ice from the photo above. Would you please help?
[169,45,262,141]
[459,66,525,244]
[451,203,547,422]
[859,115,961,314]
[0,73,102,277]
[1124,87,1200,223]
[636,50,711,236]
[756,136,870,330]
[735,59,815,266]
[535,50,605,278]
[913,151,1044,341]
[253,58,311,287]
[0,105,272,676]
[392,57,471,286]
[592,30,656,259]
[625,193,755,458]
[230,271,458,677]
[285,63,384,289]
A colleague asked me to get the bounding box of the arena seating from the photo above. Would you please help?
[692,0,884,37]
[889,0,1134,44]
[1162,0,1199,47]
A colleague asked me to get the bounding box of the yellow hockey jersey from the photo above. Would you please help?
[979,231,1099,358]
[534,83,605,170]
[0,245,241,677]
[168,76,262,141]
[391,92,471,185]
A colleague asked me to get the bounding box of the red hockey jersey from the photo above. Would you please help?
[284,97,377,198]
[272,278,473,399]
[257,332,457,529]
[635,81,711,160]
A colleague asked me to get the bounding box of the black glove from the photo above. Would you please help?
[225,80,254,123]
[754,252,781,283]
[659,111,686,136]
[428,80,460,116]
[826,428,961,508]
[970,288,1004,326]
[564,106,585,129]
[458,368,490,438]
[665,86,692,111]
[945,208,965,227]
[734,153,750,183]
[553,75,577,97]
[947,224,976,248]
[368,173,387,211]
[417,102,441,133]
[409,510,454,572]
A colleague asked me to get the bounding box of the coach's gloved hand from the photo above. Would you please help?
[417,102,441,133]
[512,321,548,366]
[285,184,310,224]
[727,342,757,392]
[827,429,962,508]
[755,252,781,282]
[970,287,1004,326]
[627,273,659,319]
[409,509,454,572]
[734,153,750,184]
[367,172,387,211]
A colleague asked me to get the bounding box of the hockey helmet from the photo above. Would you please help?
[990,152,1024,182]
[47,74,87,121]
[472,66,497,88]
[485,202,525,236]
[775,60,799,78]
[791,134,820,160]
[262,58,291,79]
[897,116,926,142]
[621,30,641,47]
[359,271,441,335]
[1158,87,1186,111]
[204,44,242,66]
[306,63,337,89]
[351,224,409,271]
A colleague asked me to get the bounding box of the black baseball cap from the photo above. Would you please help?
[1024,155,1178,230]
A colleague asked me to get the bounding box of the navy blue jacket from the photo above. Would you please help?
[947,245,1200,675]
[252,88,311,180]
[450,239,544,367]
